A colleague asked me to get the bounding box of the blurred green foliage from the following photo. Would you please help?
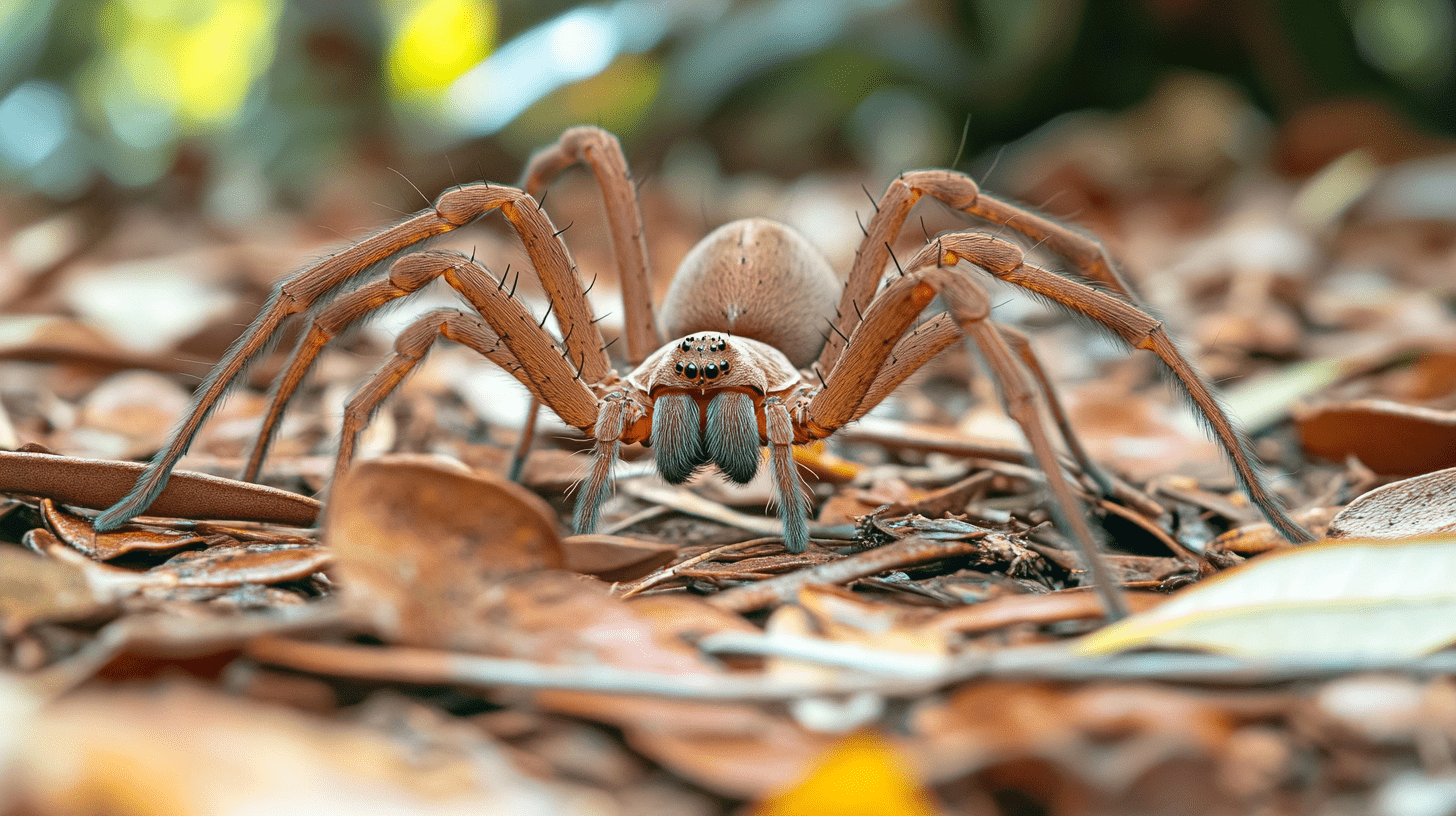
[0,0,1449,209]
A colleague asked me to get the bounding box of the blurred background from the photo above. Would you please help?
[0,0,1451,210]
[0,0,1454,487]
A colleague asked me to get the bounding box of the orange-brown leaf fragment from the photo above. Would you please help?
[148,544,331,587]
[561,534,677,581]
[325,455,564,647]
[0,450,320,526]
[0,534,109,627]
[40,499,207,560]
[1296,399,1456,474]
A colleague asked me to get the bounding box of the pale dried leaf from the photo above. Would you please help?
[1078,537,1456,657]
[1327,467,1456,539]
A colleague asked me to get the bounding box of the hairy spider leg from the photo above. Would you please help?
[821,170,1311,544]
[96,184,606,531]
[805,265,1130,619]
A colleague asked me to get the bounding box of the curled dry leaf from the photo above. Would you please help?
[1296,399,1456,474]
[0,450,320,526]
[561,534,678,582]
[1326,466,1456,539]
[325,455,564,648]
[40,498,208,559]
[147,544,332,588]
[1078,536,1456,657]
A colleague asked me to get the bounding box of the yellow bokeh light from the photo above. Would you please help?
[89,0,282,136]
[385,0,497,98]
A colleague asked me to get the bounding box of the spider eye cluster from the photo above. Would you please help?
[672,335,731,381]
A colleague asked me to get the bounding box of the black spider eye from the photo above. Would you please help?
[683,363,698,379]
[680,340,691,352]
[674,361,683,374]
[719,359,729,373]
[704,363,719,379]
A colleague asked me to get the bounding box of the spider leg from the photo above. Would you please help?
[995,324,1117,497]
[766,397,811,554]
[332,308,517,485]
[806,269,1130,619]
[242,250,525,482]
[96,184,606,531]
[820,169,1133,375]
[908,233,1314,544]
[574,394,636,535]
[836,313,1120,501]
[522,126,660,363]
[516,127,656,487]
[824,168,1310,544]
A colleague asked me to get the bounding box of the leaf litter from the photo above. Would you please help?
[2,89,1456,815]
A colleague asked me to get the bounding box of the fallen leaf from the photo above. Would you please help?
[1326,467,1456,539]
[148,544,331,587]
[537,691,835,799]
[326,455,563,646]
[561,534,677,582]
[754,731,936,816]
[41,498,209,559]
[1078,536,1456,657]
[13,684,595,814]
[0,450,320,526]
[70,370,191,459]
[0,533,110,627]
[1296,399,1456,474]
[928,590,1166,635]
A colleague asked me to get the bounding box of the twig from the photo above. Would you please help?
[708,534,992,613]
[616,537,779,599]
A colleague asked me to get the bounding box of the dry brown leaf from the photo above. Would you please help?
[326,455,563,646]
[69,370,191,459]
[1296,399,1456,474]
[13,684,600,814]
[148,544,331,588]
[1210,506,1341,555]
[0,450,320,526]
[535,691,835,799]
[1326,467,1456,539]
[561,534,677,582]
[0,533,110,628]
[40,498,208,559]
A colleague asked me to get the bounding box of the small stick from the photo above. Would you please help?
[708,534,993,614]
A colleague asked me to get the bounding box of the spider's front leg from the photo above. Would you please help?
[804,266,1131,619]
[573,392,644,535]
[95,182,603,532]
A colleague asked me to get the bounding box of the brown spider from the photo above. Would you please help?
[97,126,1311,599]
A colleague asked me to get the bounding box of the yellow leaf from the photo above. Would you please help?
[755,731,935,816]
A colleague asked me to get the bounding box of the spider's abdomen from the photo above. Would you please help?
[659,218,840,369]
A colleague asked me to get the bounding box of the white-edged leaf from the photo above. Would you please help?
[1327,466,1456,539]
[1077,537,1456,657]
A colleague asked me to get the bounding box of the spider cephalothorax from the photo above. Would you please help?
[97,126,1312,617]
